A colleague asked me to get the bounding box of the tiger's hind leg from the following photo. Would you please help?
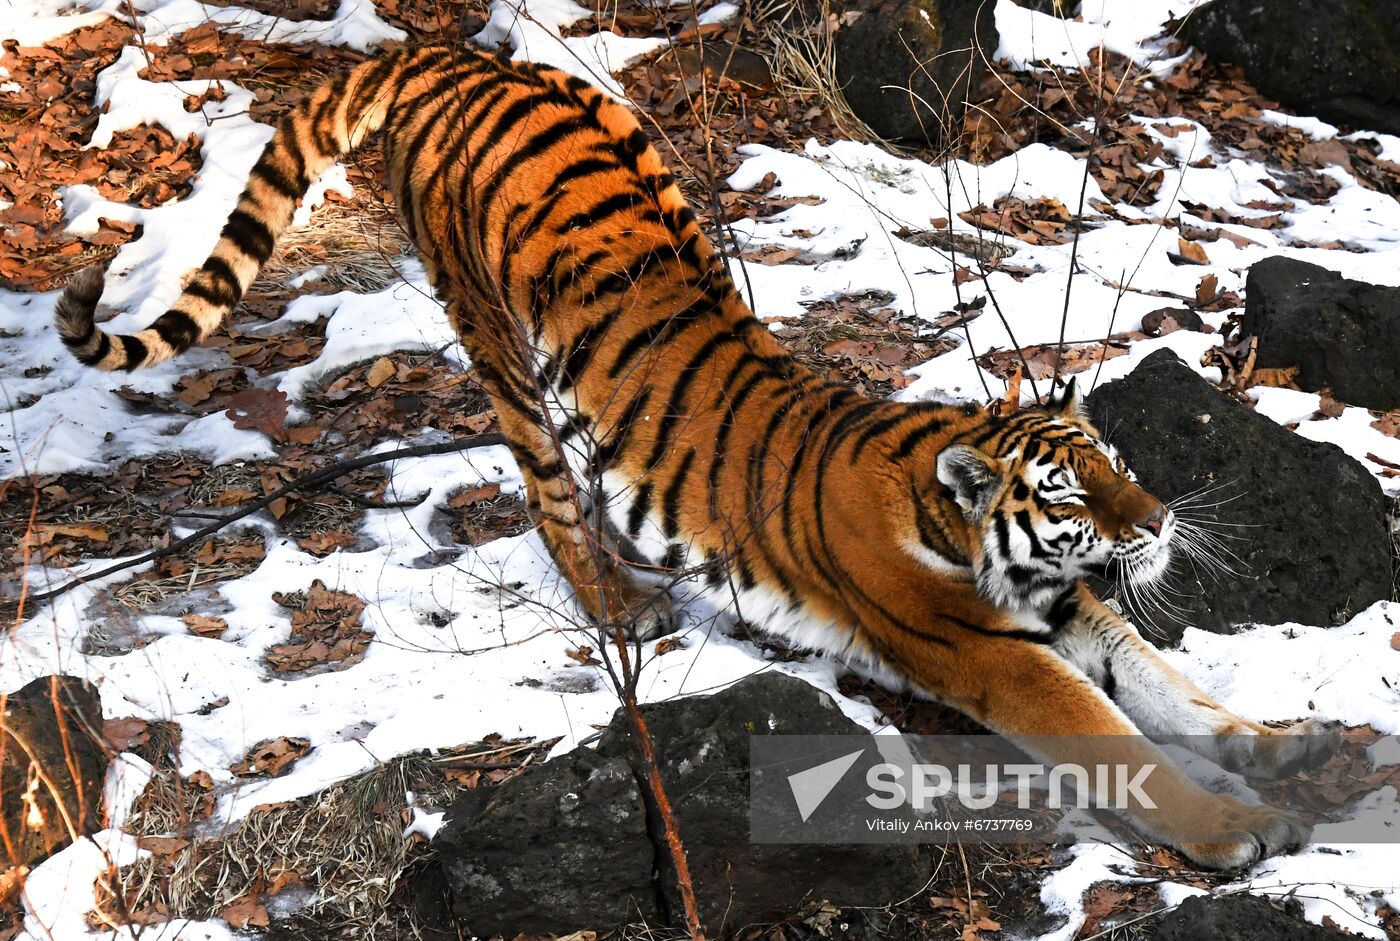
[520,461,677,641]
[1052,584,1341,779]
[470,354,676,642]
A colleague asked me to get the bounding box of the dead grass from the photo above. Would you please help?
[252,192,412,297]
[109,740,554,939]
[750,0,884,146]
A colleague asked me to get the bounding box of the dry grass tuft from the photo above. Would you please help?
[750,0,884,146]
[253,194,412,296]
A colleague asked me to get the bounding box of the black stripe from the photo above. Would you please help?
[221,209,276,264]
[201,255,242,298]
[643,333,741,473]
[81,331,111,365]
[661,448,695,539]
[706,356,777,510]
[118,334,147,370]
[893,414,952,460]
[661,543,686,571]
[1013,508,1056,560]
[626,483,653,537]
[249,160,303,200]
[607,289,719,380]
[556,191,643,235]
[591,386,653,472]
[475,117,586,224]
[182,278,234,307]
[151,311,199,351]
[555,317,613,392]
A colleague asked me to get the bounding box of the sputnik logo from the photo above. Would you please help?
[786,748,865,822]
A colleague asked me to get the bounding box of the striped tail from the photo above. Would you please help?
[57,46,426,371]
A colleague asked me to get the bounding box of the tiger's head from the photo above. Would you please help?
[935,379,1174,614]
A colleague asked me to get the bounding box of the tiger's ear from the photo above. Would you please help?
[936,445,1003,518]
[1050,376,1083,418]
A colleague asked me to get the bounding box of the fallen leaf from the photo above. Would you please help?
[565,645,602,667]
[103,717,150,751]
[232,736,310,778]
[1371,410,1400,438]
[226,387,290,442]
[1176,238,1210,264]
[182,614,227,638]
[448,483,502,509]
[220,895,269,930]
[1315,390,1346,419]
[1195,273,1218,305]
[366,356,396,388]
[1249,365,1301,390]
[35,522,108,542]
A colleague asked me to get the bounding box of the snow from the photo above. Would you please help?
[4,0,1400,938]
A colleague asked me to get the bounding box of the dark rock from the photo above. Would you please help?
[1148,893,1347,940]
[436,673,930,935]
[1180,0,1400,136]
[1085,349,1390,638]
[1140,306,1204,337]
[833,0,998,142]
[1241,256,1400,411]
[597,672,928,933]
[1,676,109,868]
[435,747,659,937]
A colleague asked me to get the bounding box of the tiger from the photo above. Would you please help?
[54,43,1338,871]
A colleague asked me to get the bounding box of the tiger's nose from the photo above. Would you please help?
[1140,504,1165,538]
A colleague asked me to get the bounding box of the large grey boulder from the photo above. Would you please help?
[433,747,660,936]
[1241,256,1400,411]
[1181,0,1400,136]
[435,673,930,935]
[833,0,998,142]
[1085,349,1390,639]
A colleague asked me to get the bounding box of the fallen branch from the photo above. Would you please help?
[17,432,508,610]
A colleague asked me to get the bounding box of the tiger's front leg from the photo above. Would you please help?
[915,624,1309,870]
[1051,583,1341,780]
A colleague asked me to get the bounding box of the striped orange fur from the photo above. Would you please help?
[55,45,1338,871]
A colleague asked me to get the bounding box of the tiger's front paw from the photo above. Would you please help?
[603,591,677,643]
[1177,802,1311,870]
[1236,718,1343,780]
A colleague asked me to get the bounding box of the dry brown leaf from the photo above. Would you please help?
[448,483,502,509]
[1315,390,1346,419]
[1370,411,1400,438]
[35,522,108,542]
[296,530,357,556]
[1248,365,1301,390]
[220,895,269,930]
[565,645,602,667]
[226,387,290,443]
[232,736,310,778]
[1176,238,1210,264]
[366,356,396,388]
[182,614,227,638]
[103,717,150,751]
[1195,273,1218,304]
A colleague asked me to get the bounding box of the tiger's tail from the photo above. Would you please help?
[57,45,432,371]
